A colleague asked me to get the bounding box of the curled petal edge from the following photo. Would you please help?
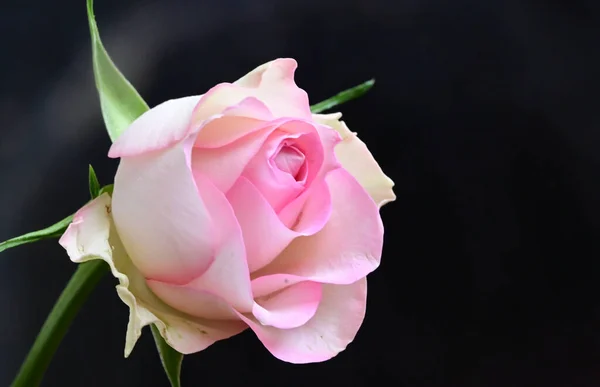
[59,193,247,357]
[313,112,396,208]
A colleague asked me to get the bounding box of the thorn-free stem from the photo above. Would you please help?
[11,261,109,387]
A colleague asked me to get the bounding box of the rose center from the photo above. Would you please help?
[273,145,307,182]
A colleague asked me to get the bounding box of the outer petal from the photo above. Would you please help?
[110,90,273,159]
[191,58,312,148]
[109,96,201,158]
[192,95,274,148]
[313,113,396,207]
[253,168,383,285]
[109,59,311,158]
[59,194,247,357]
[181,172,253,312]
[237,279,367,363]
[145,282,239,320]
[250,274,324,330]
[252,281,322,329]
[111,140,215,284]
[147,172,254,314]
[234,58,312,119]
[251,273,317,297]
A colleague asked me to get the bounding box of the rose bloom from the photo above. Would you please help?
[60,59,395,363]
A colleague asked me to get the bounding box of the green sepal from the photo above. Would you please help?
[310,79,375,114]
[151,325,183,387]
[0,215,74,254]
[88,164,101,199]
[87,0,149,141]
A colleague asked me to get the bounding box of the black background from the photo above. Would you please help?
[2,0,600,386]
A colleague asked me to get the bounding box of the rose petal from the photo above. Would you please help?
[108,96,201,158]
[146,280,239,320]
[252,281,322,329]
[193,95,274,148]
[254,168,383,285]
[276,122,340,227]
[192,124,275,193]
[236,279,367,363]
[110,90,274,159]
[192,85,271,123]
[145,171,254,315]
[59,194,247,357]
[185,172,254,312]
[314,113,396,207]
[242,122,320,212]
[234,58,312,119]
[227,177,297,273]
[111,139,215,284]
[251,273,312,297]
[275,178,331,236]
[192,118,322,195]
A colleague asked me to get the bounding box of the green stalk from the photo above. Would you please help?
[11,260,109,387]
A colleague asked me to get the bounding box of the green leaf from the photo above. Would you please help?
[0,215,73,254]
[151,325,183,387]
[11,260,109,387]
[310,79,375,114]
[99,184,114,197]
[88,164,101,199]
[87,0,149,141]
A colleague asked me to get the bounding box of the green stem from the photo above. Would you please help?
[11,260,109,387]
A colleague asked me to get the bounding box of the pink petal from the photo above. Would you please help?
[254,168,384,285]
[252,281,322,329]
[111,139,216,284]
[192,117,321,195]
[192,124,275,193]
[277,178,332,235]
[251,273,312,297]
[272,145,305,179]
[193,95,274,148]
[242,122,320,212]
[234,58,312,119]
[185,172,254,312]
[314,121,343,174]
[276,122,340,228]
[109,96,201,158]
[222,122,336,273]
[237,278,367,363]
[227,177,297,273]
[146,280,239,320]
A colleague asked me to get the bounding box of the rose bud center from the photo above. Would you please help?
[272,144,307,183]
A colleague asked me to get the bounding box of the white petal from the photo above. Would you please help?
[59,194,247,357]
[313,113,396,207]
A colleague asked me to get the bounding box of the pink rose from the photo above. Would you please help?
[60,58,395,363]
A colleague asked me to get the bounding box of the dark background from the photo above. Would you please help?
[1,0,600,386]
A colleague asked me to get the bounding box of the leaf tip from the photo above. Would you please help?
[86,0,95,23]
[88,164,101,199]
